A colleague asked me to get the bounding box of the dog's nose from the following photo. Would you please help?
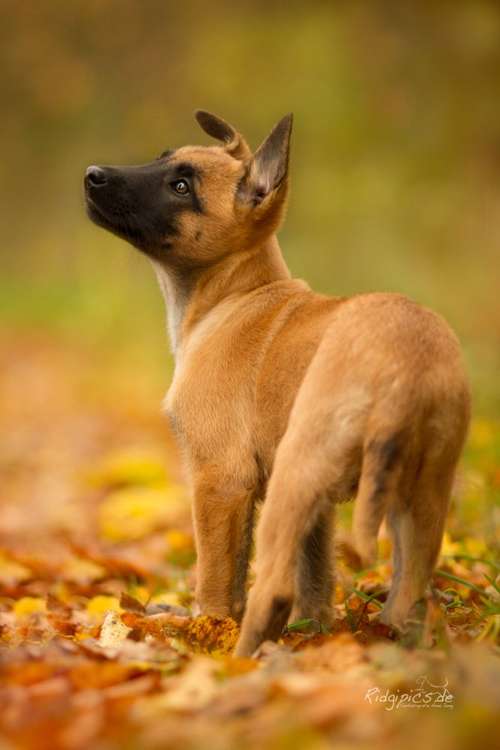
[85,165,107,187]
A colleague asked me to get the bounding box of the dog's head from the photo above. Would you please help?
[84,111,293,267]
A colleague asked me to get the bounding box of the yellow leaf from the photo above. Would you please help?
[150,591,183,608]
[99,486,188,542]
[13,597,46,617]
[86,595,122,619]
[440,532,461,558]
[463,537,488,557]
[165,529,193,552]
[127,584,150,605]
[63,556,107,583]
[86,450,169,489]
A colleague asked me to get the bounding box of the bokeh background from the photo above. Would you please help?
[0,6,499,748]
[2,0,500,414]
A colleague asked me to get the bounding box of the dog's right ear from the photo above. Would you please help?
[237,114,293,221]
[195,110,251,160]
[247,114,293,199]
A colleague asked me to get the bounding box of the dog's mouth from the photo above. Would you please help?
[85,188,124,234]
[84,175,155,251]
[85,190,103,219]
[85,189,117,231]
[85,191,147,251]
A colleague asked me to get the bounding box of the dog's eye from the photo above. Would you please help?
[171,179,189,195]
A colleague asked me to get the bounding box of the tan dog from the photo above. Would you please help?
[84,111,471,657]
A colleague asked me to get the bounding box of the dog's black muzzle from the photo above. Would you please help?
[84,161,177,253]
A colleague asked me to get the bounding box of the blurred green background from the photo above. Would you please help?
[2,0,499,414]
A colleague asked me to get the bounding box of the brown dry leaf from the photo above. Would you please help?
[48,616,78,637]
[119,612,240,654]
[119,591,146,614]
[182,616,240,654]
[120,610,190,639]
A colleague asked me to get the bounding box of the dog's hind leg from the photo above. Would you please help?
[381,457,455,627]
[234,397,364,657]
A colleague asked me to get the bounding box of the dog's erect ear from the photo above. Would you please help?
[195,110,251,160]
[241,114,293,209]
[195,110,235,143]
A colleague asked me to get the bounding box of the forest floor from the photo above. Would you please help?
[0,331,499,750]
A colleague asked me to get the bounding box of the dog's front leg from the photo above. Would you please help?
[192,470,255,621]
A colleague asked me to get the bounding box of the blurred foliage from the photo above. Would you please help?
[1,0,500,413]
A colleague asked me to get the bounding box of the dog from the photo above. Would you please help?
[84,110,471,657]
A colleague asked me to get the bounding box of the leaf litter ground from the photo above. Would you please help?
[0,333,499,750]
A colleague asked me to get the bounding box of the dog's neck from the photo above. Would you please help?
[152,235,290,357]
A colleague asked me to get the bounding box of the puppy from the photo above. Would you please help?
[84,111,470,657]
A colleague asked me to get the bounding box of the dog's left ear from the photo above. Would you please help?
[195,110,251,160]
[240,114,293,211]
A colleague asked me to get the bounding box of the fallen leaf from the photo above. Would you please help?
[99,610,132,648]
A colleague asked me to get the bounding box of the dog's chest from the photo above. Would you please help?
[164,289,338,465]
[163,312,263,459]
